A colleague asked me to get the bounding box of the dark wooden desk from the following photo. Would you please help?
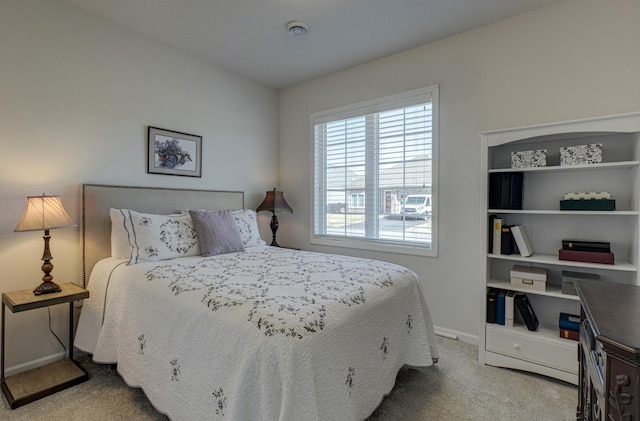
[576,280,640,421]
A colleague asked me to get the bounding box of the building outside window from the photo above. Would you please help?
[312,85,438,256]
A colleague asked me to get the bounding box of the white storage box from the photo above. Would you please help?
[560,143,602,166]
[510,265,548,292]
[511,149,547,168]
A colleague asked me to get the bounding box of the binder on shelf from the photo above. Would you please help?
[496,290,506,325]
[500,225,515,255]
[562,239,611,253]
[507,173,524,209]
[511,225,534,257]
[488,215,496,253]
[559,313,580,332]
[489,172,524,210]
[500,174,512,209]
[489,173,503,209]
[558,249,614,265]
[514,293,539,331]
[492,218,503,255]
[486,288,498,324]
[559,327,579,341]
[505,291,515,327]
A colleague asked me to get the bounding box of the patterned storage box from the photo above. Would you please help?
[511,149,547,168]
[560,143,602,166]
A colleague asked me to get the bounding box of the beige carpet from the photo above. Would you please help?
[1,336,577,420]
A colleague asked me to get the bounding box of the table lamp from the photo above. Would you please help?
[15,194,77,295]
[256,188,293,247]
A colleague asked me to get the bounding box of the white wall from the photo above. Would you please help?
[278,0,640,343]
[0,0,278,371]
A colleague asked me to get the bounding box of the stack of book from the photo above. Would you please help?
[558,239,614,265]
[489,218,534,257]
[489,172,524,210]
[559,312,580,341]
[489,217,517,255]
[487,289,538,331]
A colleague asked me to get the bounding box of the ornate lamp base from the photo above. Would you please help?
[269,213,281,247]
[33,281,61,295]
[34,235,61,295]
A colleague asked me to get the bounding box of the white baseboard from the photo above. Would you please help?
[434,325,478,346]
[4,351,66,377]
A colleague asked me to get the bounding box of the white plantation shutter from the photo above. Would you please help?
[312,85,438,256]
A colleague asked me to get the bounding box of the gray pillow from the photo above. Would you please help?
[189,210,245,256]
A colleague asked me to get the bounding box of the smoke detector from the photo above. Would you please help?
[286,21,308,36]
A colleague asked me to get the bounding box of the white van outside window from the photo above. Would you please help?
[401,194,431,219]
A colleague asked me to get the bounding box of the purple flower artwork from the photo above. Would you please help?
[155,138,193,169]
[147,126,202,177]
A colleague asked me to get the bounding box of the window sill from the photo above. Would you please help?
[310,236,437,257]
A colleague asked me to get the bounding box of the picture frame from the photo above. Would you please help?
[147,126,202,177]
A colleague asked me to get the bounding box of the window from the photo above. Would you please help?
[349,193,365,209]
[312,85,438,256]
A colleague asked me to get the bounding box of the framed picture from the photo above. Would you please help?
[147,126,202,177]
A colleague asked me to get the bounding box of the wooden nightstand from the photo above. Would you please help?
[1,282,89,409]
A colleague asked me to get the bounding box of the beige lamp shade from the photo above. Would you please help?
[15,195,76,232]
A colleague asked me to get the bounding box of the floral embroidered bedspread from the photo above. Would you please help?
[75,247,439,421]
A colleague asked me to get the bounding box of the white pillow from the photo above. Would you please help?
[231,209,266,248]
[116,209,200,265]
[110,208,132,259]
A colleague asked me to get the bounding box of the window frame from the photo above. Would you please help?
[310,85,439,257]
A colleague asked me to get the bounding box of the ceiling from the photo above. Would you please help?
[62,0,562,89]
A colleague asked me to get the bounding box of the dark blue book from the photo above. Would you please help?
[500,174,512,209]
[496,290,506,325]
[489,174,503,209]
[559,312,580,331]
[487,288,498,324]
[562,239,611,253]
[501,225,515,255]
[508,173,524,209]
[515,293,539,331]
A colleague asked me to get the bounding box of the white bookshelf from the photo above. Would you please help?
[479,111,640,385]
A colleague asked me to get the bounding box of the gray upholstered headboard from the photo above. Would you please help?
[81,184,244,287]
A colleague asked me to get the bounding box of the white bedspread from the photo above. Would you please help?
[75,247,438,421]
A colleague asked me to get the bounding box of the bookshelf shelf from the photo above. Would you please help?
[488,253,637,272]
[487,279,580,301]
[479,111,640,386]
[489,209,639,216]
[489,160,639,174]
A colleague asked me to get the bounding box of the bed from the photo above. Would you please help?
[74,183,439,420]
